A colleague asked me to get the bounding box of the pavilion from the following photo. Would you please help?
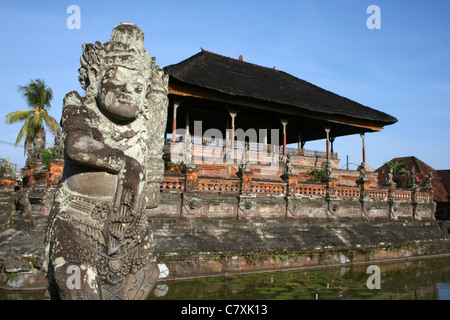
[162,49,397,169]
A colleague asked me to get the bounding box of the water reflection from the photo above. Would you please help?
[0,256,449,300]
[148,256,450,300]
[0,290,45,300]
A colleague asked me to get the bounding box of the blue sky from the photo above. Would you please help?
[1,0,449,171]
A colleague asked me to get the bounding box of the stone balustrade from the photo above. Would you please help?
[148,162,436,221]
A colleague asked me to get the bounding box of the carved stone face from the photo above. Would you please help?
[98,66,147,122]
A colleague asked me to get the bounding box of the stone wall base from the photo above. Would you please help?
[151,218,450,280]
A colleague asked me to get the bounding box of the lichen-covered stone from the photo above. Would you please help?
[44,22,168,300]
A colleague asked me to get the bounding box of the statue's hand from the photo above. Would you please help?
[107,157,143,255]
[122,157,143,191]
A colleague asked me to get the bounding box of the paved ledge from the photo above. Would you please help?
[151,218,450,279]
[1,217,449,290]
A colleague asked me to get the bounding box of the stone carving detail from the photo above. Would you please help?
[44,23,168,300]
[356,162,369,186]
[361,200,370,217]
[390,202,399,220]
[2,158,16,180]
[240,148,250,173]
[183,193,203,215]
[321,160,334,183]
[406,167,418,189]
[327,200,340,216]
[182,194,202,215]
[238,194,256,215]
[27,133,45,166]
[286,196,301,216]
[53,129,64,161]
[383,166,395,188]
[184,138,196,170]
[283,154,294,178]
[424,172,433,190]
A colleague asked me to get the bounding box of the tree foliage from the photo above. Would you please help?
[5,79,60,154]
[383,160,410,188]
[42,147,55,170]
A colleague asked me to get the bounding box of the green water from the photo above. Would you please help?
[148,256,450,300]
[1,256,449,300]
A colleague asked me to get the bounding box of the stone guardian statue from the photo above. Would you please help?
[44,22,168,300]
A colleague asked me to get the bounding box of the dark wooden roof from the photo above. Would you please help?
[164,50,398,127]
[375,156,450,203]
[437,170,450,202]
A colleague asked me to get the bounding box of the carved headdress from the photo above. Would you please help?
[78,22,154,100]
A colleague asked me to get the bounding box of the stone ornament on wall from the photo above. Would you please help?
[27,133,45,167]
[44,23,168,300]
[286,195,301,216]
[238,194,257,216]
[383,166,395,189]
[182,194,202,215]
[53,129,64,162]
[406,167,419,189]
[327,200,340,216]
[2,158,15,180]
[284,154,294,176]
[390,202,400,220]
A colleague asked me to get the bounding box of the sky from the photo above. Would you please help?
[1,0,449,172]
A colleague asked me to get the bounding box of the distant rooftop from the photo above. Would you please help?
[375,156,450,203]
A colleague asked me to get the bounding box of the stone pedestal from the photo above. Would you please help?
[283,173,298,196]
[49,160,63,186]
[26,163,49,187]
[240,170,253,194]
[184,164,198,191]
[0,178,15,190]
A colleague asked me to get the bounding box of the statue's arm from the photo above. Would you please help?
[144,66,169,208]
[62,104,126,174]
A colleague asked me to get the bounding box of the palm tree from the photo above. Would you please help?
[383,160,410,188]
[5,79,59,154]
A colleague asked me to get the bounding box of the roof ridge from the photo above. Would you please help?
[163,50,398,126]
[199,48,279,72]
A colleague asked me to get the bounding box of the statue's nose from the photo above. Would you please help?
[122,82,134,93]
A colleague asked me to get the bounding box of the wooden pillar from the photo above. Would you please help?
[360,133,366,163]
[281,120,288,155]
[185,112,190,141]
[297,131,302,154]
[324,127,331,161]
[263,125,268,151]
[171,100,181,142]
[229,111,237,150]
[330,137,335,155]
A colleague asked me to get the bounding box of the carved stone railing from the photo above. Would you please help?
[336,186,361,199]
[416,191,433,203]
[250,181,286,195]
[197,179,240,194]
[160,176,185,193]
[367,189,388,200]
[394,190,412,201]
[152,161,436,221]
[295,184,326,197]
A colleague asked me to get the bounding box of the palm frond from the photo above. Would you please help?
[15,120,32,153]
[9,78,56,154]
[37,109,60,136]
[5,110,32,124]
[30,112,43,130]
[17,78,53,110]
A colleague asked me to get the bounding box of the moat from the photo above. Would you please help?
[1,255,448,300]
